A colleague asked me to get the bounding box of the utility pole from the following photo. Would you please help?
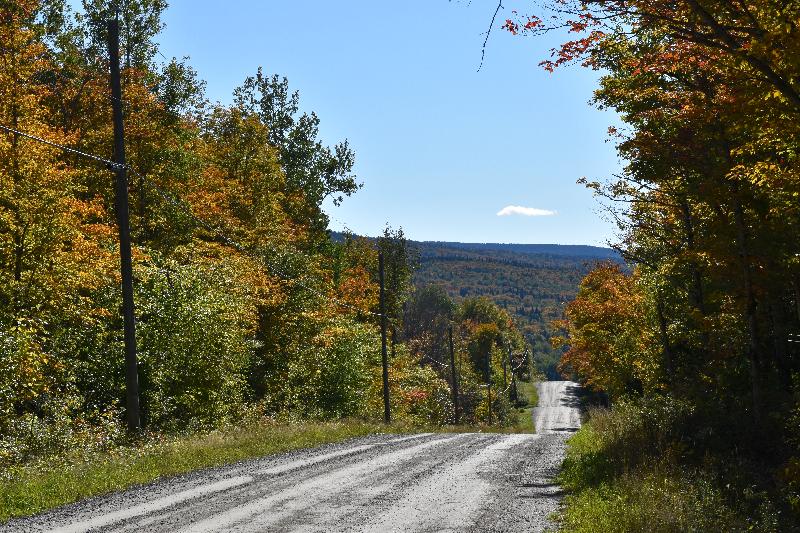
[510,346,518,404]
[503,349,508,392]
[485,350,492,426]
[487,381,493,426]
[379,252,391,423]
[448,325,459,424]
[108,19,140,432]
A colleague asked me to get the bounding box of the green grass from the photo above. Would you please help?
[0,419,394,522]
[512,379,538,433]
[555,406,780,533]
[558,469,746,533]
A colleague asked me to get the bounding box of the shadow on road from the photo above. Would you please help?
[560,385,583,408]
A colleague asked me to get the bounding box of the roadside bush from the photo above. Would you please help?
[0,400,124,471]
[402,364,453,425]
[275,316,374,419]
[136,259,256,429]
[558,398,787,533]
[368,347,454,425]
[0,321,54,434]
[573,395,694,476]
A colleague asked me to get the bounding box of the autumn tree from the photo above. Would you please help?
[505,0,800,422]
[404,284,455,366]
[555,263,660,399]
[377,225,417,341]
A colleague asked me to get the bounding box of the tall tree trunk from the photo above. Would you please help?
[679,198,712,366]
[720,125,764,423]
[769,292,792,392]
[732,193,763,422]
[680,199,706,315]
[656,293,674,383]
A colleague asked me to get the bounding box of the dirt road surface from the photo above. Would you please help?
[5,381,581,533]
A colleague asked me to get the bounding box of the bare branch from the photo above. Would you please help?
[478,0,503,72]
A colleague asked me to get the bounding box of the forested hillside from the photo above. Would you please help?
[413,240,619,378]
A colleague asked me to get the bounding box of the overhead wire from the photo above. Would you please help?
[498,358,526,395]
[420,353,448,368]
[5,39,540,417]
[0,122,383,317]
[2,122,536,374]
[0,123,121,168]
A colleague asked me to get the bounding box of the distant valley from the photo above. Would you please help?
[412,240,620,378]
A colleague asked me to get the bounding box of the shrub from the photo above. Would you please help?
[367,347,454,425]
[136,259,256,429]
[558,397,786,532]
[275,316,374,419]
[0,321,53,433]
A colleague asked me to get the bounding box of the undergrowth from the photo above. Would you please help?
[557,398,794,533]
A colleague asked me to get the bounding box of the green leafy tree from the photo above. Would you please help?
[377,225,417,336]
[233,69,361,244]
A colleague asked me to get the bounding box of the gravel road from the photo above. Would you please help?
[5,381,581,533]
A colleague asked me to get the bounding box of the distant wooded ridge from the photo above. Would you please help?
[330,232,621,261]
[415,241,620,260]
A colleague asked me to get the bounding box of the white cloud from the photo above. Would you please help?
[496,205,557,217]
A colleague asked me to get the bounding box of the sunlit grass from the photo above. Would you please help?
[0,419,391,522]
[555,407,775,532]
[512,379,539,433]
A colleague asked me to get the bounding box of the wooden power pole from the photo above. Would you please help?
[503,350,508,392]
[108,19,140,432]
[485,350,492,426]
[379,252,391,423]
[509,346,518,404]
[448,325,459,424]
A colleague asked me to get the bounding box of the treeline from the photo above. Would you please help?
[506,0,800,529]
[0,1,529,468]
[414,241,606,378]
[425,241,621,260]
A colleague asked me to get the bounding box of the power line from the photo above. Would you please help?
[0,122,383,317]
[0,123,121,168]
[421,353,448,368]
[3,122,534,374]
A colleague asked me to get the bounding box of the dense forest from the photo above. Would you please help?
[412,240,620,378]
[0,0,532,474]
[506,0,800,530]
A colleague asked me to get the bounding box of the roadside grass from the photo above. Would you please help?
[0,419,394,522]
[555,403,782,533]
[558,467,746,533]
[512,379,538,433]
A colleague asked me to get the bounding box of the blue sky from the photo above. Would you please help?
[155,1,621,246]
